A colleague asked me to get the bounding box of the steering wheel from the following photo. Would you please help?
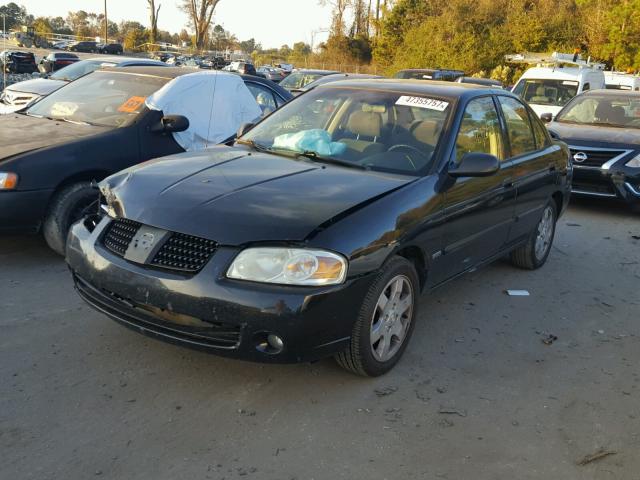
[388,144,430,170]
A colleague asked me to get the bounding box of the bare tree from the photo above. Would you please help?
[180,0,222,50]
[319,0,351,37]
[147,0,161,45]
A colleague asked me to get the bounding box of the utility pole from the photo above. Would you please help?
[2,14,6,92]
[104,0,108,43]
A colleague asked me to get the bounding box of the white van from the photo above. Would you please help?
[604,71,640,91]
[511,53,605,118]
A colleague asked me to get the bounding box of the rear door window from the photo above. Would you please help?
[497,96,537,157]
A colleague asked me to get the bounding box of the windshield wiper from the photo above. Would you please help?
[58,117,91,126]
[296,150,368,170]
[235,138,273,153]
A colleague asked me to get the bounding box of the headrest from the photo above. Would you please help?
[536,86,546,96]
[595,102,615,121]
[411,120,440,144]
[347,110,382,138]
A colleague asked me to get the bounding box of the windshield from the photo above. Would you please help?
[280,72,324,90]
[27,71,169,127]
[50,60,116,82]
[513,79,579,106]
[556,94,640,128]
[241,86,451,175]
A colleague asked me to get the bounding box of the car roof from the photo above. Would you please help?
[292,69,340,74]
[85,56,166,66]
[398,68,465,73]
[99,66,198,78]
[317,78,506,100]
[581,88,640,97]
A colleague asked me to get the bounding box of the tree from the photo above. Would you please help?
[180,0,222,50]
[49,16,72,35]
[0,2,29,30]
[147,0,161,44]
[239,38,259,55]
[32,17,53,36]
[120,21,148,50]
[66,10,90,37]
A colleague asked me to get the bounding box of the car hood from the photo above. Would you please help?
[549,121,640,147]
[5,78,68,96]
[0,114,110,161]
[100,147,414,246]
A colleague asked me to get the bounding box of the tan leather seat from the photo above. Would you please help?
[530,86,549,103]
[411,120,442,146]
[338,110,386,155]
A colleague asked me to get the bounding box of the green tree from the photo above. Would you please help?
[0,2,29,30]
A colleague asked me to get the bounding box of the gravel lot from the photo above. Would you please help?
[1,198,639,480]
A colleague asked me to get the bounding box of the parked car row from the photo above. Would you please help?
[0,56,167,114]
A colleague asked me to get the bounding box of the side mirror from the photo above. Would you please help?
[449,152,500,178]
[151,115,189,134]
[237,122,255,138]
[540,112,553,123]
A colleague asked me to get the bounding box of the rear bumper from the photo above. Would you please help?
[0,189,52,233]
[66,218,375,363]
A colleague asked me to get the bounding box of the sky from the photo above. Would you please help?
[17,0,334,49]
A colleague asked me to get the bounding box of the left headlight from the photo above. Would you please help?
[0,172,18,190]
[227,247,347,286]
[626,153,640,168]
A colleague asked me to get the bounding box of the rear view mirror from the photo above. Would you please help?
[151,115,189,134]
[540,112,553,123]
[449,152,500,178]
[237,122,255,138]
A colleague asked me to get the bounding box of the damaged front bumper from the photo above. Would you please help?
[66,217,374,363]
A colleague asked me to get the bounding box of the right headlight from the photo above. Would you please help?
[227,247,347,286]
[625,153,640,168]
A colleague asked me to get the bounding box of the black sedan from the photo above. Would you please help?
[66,80,571,376]
[67,41,99,53]
[544,90,640,210]
[0,50,38,73]
[0,67,293,254]
[37,52,80,74]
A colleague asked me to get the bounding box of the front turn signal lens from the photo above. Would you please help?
[0,172,18,190]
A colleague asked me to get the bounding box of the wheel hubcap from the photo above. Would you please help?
[534,206,554,260]
[370,275,413,362]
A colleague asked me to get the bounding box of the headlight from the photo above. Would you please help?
[227,247,347,286]
[626,153,640,168]
[0,172,18,190]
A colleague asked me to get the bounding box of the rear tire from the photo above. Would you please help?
[335,256,419,377]
[510,201,557,270]
[42,182,98,256]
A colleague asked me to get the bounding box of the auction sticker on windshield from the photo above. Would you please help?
[396,96,449,111]
[117,96,146,113]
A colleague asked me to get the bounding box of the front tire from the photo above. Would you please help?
[510,201,557,270]
[335,256,419,376]
[42,182,98,256]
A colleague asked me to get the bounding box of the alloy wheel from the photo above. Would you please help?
[370,275,414,362]
[534,205,554,260]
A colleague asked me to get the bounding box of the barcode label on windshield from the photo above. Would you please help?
[396,96,449,111]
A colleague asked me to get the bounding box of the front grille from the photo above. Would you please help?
[103,218,141,256]
[101,218,216,273]
[569,148,628,168]
[150,233,217,272]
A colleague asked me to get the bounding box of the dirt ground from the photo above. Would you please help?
[1,198,639,480]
